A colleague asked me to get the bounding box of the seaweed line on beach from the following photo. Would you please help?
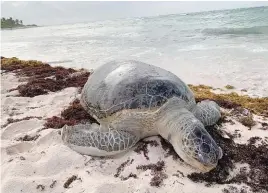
[1,57,91,97]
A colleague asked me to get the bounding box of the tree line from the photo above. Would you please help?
[1,17,38,29]
[1,17,24,28]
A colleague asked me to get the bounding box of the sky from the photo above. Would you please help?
[1,1,268,25]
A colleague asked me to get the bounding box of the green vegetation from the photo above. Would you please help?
[1,17,37,29]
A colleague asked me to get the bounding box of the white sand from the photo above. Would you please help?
[1,72,268,193]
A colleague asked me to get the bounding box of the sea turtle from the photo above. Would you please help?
[61,60,222,172]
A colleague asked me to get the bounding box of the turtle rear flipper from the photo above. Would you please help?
[61,123,140,156]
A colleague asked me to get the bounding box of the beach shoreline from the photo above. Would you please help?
[1,57,268,193]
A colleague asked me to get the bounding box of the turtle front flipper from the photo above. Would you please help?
[192,100,221,126]
[61,123,140,156]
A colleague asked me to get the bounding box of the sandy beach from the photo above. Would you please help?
[1,57,268,193]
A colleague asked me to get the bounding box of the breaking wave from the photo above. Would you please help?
[202,26,268,35]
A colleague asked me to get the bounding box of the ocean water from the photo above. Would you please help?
[2,6,268,96]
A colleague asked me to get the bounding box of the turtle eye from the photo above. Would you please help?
[201,135,211,144]
[200,143,210,154]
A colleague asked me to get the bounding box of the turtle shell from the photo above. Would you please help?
[81,60,195,119]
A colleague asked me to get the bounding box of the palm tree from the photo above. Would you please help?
[15,19,19,25]
[20,20,23,25]
[7,17,14,25]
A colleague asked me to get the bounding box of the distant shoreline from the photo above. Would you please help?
[1,25,39,30]
[1,17,38,30]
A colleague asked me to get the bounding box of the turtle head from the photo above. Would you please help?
[172,119,222,172]
[157,101,222,172]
